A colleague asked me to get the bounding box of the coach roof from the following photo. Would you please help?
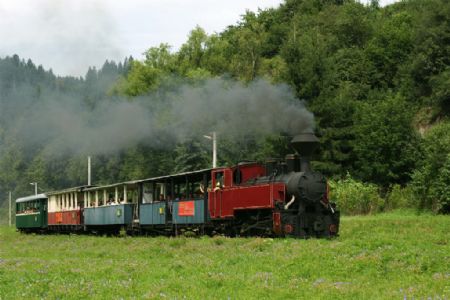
[133,168,213,184]
[46,185,93,196]
[16,193,47,203]
[83,168,213,192]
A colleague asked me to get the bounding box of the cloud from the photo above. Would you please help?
[0,0,284,76]
[0,0,125,76]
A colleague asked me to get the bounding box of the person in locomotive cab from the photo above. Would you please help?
[199,183,205,194]
[214,173,224,192]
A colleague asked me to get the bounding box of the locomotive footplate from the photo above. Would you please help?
[280,209,339,238]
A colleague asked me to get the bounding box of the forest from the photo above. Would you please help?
[0,0,449,220]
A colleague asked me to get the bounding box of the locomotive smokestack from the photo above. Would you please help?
[285,154,300,173]
[290,132,319,172]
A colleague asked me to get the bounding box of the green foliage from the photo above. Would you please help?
[365,10,415,88]
[173,141,210,173]
[120,60,162,96]
[402,0,450,103]
[353,94,420,186]
[119,146,153,181]
[178,26,208,73]
[0,140,25,192]
[311,84,358,175]
[144,43,176,71]
[258,55,289,83]
[201,34,230,75]
[411,122,450,213]
[229,12,269,82]
[429,68,450,114]
[329,174,383,215]
[385,184,417,210]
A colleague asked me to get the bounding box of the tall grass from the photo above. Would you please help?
[0,212,448,299]
[329,174,384,215]
[329,174,428,215]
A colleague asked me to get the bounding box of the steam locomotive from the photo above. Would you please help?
[15,133,340,238]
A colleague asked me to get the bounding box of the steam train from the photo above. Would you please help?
[15,133,340,238]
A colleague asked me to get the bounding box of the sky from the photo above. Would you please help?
[0,0,398,77]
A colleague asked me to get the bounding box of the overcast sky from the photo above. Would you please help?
[0,0,397,77]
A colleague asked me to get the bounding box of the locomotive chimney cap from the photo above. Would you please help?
[291,132,319,156]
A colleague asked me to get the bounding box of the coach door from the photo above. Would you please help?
[211,170,225,218]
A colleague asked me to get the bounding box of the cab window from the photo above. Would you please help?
[215,172,224,188]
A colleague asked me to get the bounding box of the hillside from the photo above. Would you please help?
[0,0,449,216]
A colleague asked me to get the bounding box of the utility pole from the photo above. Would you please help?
[30,182,37,195]
[212,132,217,168]
[8,191,12,227]
[88,156,92,186]
[203,131,217,168]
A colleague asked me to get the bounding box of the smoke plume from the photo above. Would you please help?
[7,78,314,156]
[168,79,314,141]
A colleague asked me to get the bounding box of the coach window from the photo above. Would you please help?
[118,188,124,204]
[126,185,137,204]
[156,183,165,202]
[142,182,153,203]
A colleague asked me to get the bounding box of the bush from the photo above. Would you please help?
[329,173,384,215]
[411,122,450,213]
[385,184,417,210]
[353,94,420,187]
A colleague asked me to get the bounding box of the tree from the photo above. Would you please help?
[411,121,450,213]
[120,44,178,96]
[144,43,176,72]
[173,141,209,173]
[365,10,414,89]
[353,94,420,187]
[178,26,208,73]
[120,60,162,96]
[227,11,269,81]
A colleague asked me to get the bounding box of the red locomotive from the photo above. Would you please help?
[207,132,339,237]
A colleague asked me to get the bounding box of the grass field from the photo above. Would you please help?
[0,211,449,299]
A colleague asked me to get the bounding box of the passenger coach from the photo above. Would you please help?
[47,186,87,232]
[16,194,48,232]
[137,169,211,235]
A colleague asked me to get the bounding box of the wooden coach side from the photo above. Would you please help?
[16,195,48,230]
